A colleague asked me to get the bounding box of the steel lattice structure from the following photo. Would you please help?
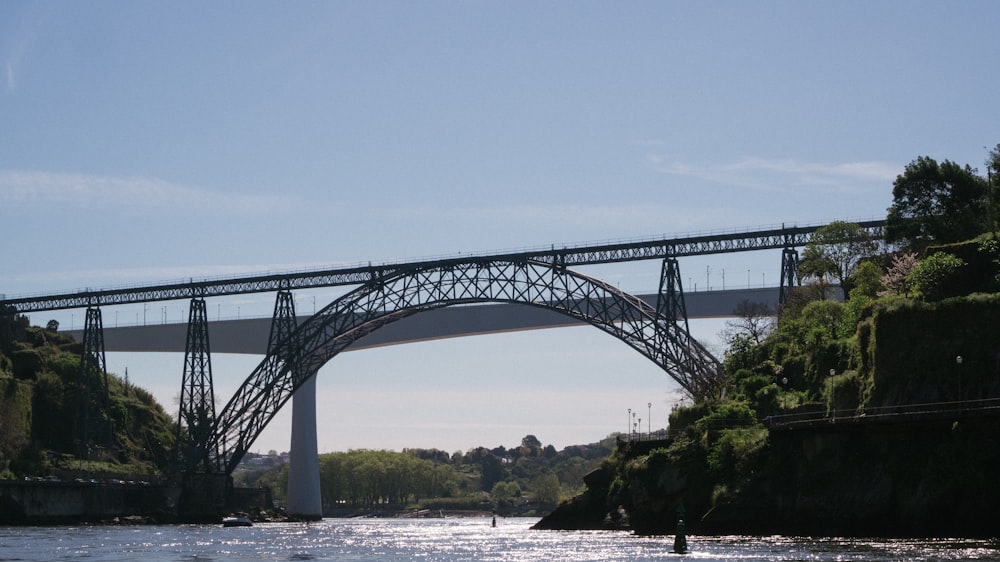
[74,307,113,458]
[175,298,217,472]
[207,258,723,473]
[0,219,885,313]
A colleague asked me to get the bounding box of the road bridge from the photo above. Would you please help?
[68,287,777,354]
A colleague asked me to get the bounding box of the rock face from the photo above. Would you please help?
[531,466,628,531]
[534,415,1000,537]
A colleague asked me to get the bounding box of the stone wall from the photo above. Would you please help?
[0,480,181,524]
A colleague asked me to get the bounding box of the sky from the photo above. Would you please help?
[2,1,998,456]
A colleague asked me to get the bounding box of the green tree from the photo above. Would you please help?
[530,473,561,509]
[907,252,966,301]
[848,260,885,301]
[797,221,879,299]
[491,480,522,512]
[886,156,992,252]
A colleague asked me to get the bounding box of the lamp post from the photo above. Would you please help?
[647,402,652,437]
[956,355,963,411]
[627,408,631,440]
[829,369,836,418]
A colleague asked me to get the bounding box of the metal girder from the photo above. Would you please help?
[75,307,113,458]
[1,220,885,313]
[175,298,218,473]
[779,248,800,304]
[206,258,724,474]
[267,290,299,359]
[656,258,689,336]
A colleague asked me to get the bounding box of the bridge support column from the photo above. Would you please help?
[656,257,690,335]
[175,297,217,473]
[779,248,799,304]
[269,290,322,520]
[287,373,322,520]
[75,306,113,459]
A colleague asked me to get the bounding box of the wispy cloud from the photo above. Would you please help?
[0,169,295,214]
[647,154,899,192]
[4,6,47,93]
[4,30,26,93]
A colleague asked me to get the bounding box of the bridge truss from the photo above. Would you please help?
[207,257,724,473]
[0,218,887,474]
[1,220,884,313]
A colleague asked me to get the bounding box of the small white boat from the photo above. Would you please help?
[222,514,253,527]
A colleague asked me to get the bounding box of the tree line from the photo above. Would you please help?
[260,434,617,514]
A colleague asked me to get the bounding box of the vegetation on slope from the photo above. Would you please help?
[0,314,176,479]
[537,144,1000,535]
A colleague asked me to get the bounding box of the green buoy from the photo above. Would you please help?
[673,501,688,554]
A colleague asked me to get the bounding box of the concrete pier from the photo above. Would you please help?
[285,374,322,520]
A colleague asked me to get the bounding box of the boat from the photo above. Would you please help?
[222,513,253,527]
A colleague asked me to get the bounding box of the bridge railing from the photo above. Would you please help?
[2,218,885,313]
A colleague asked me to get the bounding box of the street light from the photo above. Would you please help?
[829,369,836,419]
[956,355,964,410]
[627,408,631,440]
[648,402,652,437]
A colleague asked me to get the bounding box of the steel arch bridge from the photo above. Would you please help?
[206,258,723,473]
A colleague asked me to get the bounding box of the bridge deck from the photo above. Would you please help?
[68,287,778,354]
[4,220,881,313]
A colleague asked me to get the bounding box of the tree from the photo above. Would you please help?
[722,300,774,346]
[520,434,542,449]
[530,473,561,509]
[491,480,522,512]
[848,260,885,301]
[907,252,966,301]
[886,156,992,252]
[881,252,919,297]
[986,143,1000,187]
[797,221,879,299]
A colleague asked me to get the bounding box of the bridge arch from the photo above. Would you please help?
[208,258,723,473]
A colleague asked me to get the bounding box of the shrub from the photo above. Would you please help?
[908,252,966,301]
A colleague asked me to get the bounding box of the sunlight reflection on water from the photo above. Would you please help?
[1,517,998,561]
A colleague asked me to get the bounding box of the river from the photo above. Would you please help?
[1,517,997,561]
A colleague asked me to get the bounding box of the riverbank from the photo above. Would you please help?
[534,412,1000,538]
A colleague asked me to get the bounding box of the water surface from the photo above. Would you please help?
[1,517,997,561]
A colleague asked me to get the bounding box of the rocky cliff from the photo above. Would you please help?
[534,413,1000,537]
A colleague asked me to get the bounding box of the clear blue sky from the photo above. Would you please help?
[2,2,997,455]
